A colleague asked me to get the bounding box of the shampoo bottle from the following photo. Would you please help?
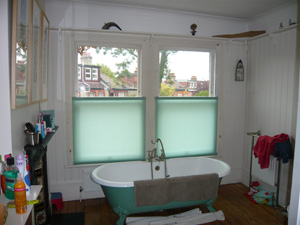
[14,173,27,214]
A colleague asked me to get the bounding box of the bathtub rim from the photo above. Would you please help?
[91,156,231,188]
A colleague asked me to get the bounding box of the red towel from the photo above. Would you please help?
[253,133,289,169]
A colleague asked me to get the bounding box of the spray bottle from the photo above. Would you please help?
[16,154,25,179]
[14,173,27,214]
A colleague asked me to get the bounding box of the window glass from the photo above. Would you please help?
[85,68,91,80]
[77,46,139,97]
[78,67,81,80]
[73,97,146,164]
[156,97,218,158]
[159,50,213,97]
[92,68,98,80]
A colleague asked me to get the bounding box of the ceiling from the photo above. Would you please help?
[73,0,295,19]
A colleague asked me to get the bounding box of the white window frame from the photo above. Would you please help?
[65,31,221,166]
[85,68,91,80]
[78,67,81,80]
[158,46,216,97]
[92,68,98,80]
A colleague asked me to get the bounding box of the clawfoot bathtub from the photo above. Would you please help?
[91,157,230,225]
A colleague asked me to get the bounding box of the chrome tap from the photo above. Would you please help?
[156,138,166,161]
[150,138,169,178]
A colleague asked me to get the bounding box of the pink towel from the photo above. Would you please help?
[253,133,289,169]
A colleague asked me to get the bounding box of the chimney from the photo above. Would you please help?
[170,73,176,81]
[191,76,197,81]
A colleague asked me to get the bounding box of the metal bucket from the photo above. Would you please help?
[25,131,39,145]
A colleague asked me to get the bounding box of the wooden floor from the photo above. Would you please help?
[53,183,286,225]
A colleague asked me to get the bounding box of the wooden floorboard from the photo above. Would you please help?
[53,183,286,225]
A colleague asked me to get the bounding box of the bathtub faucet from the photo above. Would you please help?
[149,138,169,178]
[156,138,166,161]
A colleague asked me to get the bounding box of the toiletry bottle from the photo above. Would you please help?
[0,155,5,195]
[14,173,27,214]
[24,157,31,196]
[0,155,8,195]
[16,154,25,179]
[4,157,19,200]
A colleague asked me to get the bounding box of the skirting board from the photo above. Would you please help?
[49,180,104,201]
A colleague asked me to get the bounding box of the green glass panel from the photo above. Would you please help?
[73,97,146,164]
[156,97,218,158]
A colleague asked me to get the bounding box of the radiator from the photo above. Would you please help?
[82,168,101,192]
[251,154,278,186]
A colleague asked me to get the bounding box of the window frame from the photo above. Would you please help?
[92,68,98,80]
[65,31,221,166]
[85,67,91,80]
[78,66,81,80]
[158,46,216,97]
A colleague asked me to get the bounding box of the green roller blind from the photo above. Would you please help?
[73,97,146,164]
[155,97,218,158]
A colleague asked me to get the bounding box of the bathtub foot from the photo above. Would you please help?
[206,199,216,212]
[113,206,130,225]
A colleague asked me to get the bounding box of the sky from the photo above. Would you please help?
[79,47,210,81]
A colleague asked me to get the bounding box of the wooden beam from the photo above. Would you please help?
[213,30,266,38]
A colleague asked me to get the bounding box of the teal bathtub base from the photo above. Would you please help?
[102,185,217,225]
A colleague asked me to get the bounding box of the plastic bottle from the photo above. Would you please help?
[0,155,9,195]
[14,173,27,214]
[16,154,25,178]
[0,155,5,195]
[4,157,19,200]
[24,157,31,196]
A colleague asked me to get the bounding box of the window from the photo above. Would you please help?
[78,67,81,80]
[77,46,139,98]
[159,50,214,97]
[68,32,219,165]
[85,68,91,80]
[156,97,218,158]
[92,68,98,80]
[73,97,146,164]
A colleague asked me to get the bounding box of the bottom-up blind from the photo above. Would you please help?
[156,97,218,158]
[73,97,146,164]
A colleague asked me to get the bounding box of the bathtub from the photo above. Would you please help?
[91,157,230,225]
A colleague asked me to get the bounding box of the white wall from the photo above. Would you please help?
[242,27,298,207]
[0,0,13,156]
[288,2,300,224]
[45,0,248,37]
[44,0,249,200]
[248,1,297,32]
[22,0,295,203]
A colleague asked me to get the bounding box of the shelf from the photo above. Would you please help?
[24,126,58,172]
[24,126,59,151]
[0,185,42,225]
[24,126,58,225]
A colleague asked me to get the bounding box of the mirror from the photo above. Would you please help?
[11,0,31,109]
[31,0,41,104]
[40,12,49,102]
[11,0,49,109]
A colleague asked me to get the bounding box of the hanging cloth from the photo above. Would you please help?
[252,133,289,169]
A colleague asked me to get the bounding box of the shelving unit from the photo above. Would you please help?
[24,126,58,225]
